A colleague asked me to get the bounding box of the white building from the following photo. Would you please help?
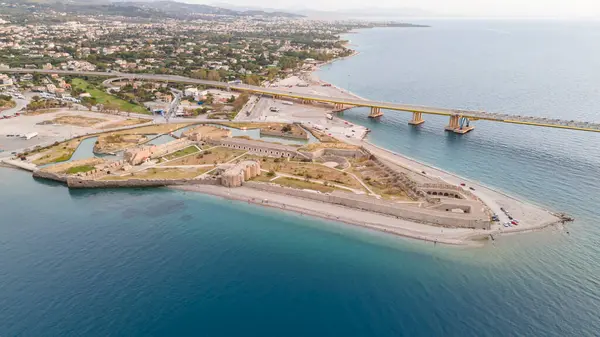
[184,87,200,98]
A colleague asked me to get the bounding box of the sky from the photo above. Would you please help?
[203,0,600,18]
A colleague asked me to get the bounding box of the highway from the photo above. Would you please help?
[3,69,600,133]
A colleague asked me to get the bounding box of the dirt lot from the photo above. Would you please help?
[50,115,107,127]
[218,122,308,139]
[182,125,230,140]
[101,167,207,180]
[247,156,363,189]
[299,142,360,152]
[163,147,246,166]
[94,134,147,153]
[99,118,151,129]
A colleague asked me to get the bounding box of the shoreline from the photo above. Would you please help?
[361,140,558,216]
[0,161,565,247]
[302,51,566,238]
[171,184,481,246]
[308,40,562,214]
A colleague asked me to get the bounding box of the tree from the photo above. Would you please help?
[244,75,260,86]
[278,56,298,70]
[207,70,220,81]
[232,93,249,112]
[281,125,292,133]
[81,97,97,111]
[267,67,280,81]
[104,101,119,114]
[227,95,236,103]
[205,93,214,104]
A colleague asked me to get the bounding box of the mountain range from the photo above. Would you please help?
[10,0,304,19]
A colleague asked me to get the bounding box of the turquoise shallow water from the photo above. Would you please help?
[1,19,600,336]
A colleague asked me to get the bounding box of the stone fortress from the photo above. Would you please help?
[33,123,493,229]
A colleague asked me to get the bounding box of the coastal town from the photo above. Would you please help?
[0,0,569,246]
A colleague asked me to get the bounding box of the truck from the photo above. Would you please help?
[282,101,293,106]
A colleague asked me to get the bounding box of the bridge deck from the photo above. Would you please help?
[3,69,600,133]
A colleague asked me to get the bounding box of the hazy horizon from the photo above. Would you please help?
[188,0,600,18]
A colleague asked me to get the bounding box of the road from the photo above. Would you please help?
[3,69,600,133]
[0,96,28,116]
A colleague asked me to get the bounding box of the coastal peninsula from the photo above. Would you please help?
[0,76,567,246]
[0,4,569,246]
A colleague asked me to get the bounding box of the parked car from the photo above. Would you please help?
[469,187,476,191]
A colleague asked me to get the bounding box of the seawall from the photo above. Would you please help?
[244,182,490,229]
[66,176,221,189]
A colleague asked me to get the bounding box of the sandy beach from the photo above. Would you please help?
[172,184,482,246]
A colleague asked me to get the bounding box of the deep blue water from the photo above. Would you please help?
[1,19,600,336]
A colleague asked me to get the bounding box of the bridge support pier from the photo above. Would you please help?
[445,115,475,134]
[408,111,425,125]
[333,103,345,112]
[369,107,384,118]
[445,115,460,131]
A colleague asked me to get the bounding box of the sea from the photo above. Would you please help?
[1,19,599,336]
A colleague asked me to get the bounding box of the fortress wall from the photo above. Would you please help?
[32,170,68,183]
[244,182,490,229]
[79,160,126,180]
[420,183,493,216]
[66,176,221,189]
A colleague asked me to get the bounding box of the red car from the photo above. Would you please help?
[511,220,519,226]
[460,183,466,186]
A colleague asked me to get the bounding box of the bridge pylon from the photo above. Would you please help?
[408,111,425,125]
[333,103,345,112]
[445,115,475,134]
[369,107,384,118]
